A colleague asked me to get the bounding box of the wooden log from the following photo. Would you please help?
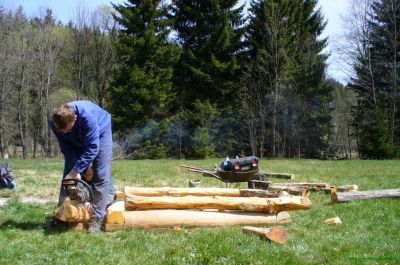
[331,189,400,203]
[124,187,286,198]
[106,201,125,225]
[242,226,289,244]
[336,185,359,192]
[105,210,291,231]
[125,194,312,213]
[322,185,359,194]
[55,198,92,222]
[115,191,126,199]
[263,172,295,180]
[271,182,330,191]
[268,186,310,197]
[272,183,358,193]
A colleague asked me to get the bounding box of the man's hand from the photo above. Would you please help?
[65,169,81,180]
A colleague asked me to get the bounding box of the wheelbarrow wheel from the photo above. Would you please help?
[248,173,270,190]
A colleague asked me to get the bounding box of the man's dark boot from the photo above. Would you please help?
[88,216,104,233]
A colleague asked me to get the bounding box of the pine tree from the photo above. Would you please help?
[110,0,179,132]
[349,0,400,158]
[243,0,330,158]
[171,0,245,109]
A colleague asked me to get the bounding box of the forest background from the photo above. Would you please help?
[0,0,398,160]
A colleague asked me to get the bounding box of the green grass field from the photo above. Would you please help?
[0,159,399,265]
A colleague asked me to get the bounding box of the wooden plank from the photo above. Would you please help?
[331,189,400,203]
[116,210,291,230]
[125,194,312,213]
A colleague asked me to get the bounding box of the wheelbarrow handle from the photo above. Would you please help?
[180,164,205,171]
[188,169,222,181]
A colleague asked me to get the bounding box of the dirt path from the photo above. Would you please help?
[0,197,57,207]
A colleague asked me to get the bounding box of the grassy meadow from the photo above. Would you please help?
[0,159,399,264]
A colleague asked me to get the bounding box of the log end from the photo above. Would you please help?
[115,191,126,199]
[276,211,292,224]
[106,201,126,225]
[301,197,313,209]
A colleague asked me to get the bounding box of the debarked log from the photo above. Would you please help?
[124,187,284,198]
[331,188,400,203]
[125,194,312,213]
[105,210,291,231]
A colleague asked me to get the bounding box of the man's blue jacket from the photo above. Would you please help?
[51,100,111,175]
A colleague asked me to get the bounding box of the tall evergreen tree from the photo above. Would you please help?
[243,0,330,158]
[110,0,179,132]
[349,0,400,158]
[171,0,245,110]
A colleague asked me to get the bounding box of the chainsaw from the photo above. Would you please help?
[55,179,94,223]
[62,178,93,205]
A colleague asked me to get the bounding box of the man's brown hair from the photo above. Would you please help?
[52,104,76,129]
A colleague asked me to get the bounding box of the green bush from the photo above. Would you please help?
[192,127,215,159]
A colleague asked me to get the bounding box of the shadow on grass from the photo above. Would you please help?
[0,220,43,231]
[0,217,69,235]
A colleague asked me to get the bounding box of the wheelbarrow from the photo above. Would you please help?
[181,156,270,190]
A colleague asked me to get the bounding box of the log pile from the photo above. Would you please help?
[105,187,313,232]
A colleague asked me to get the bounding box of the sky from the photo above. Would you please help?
[2,0,349,83]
